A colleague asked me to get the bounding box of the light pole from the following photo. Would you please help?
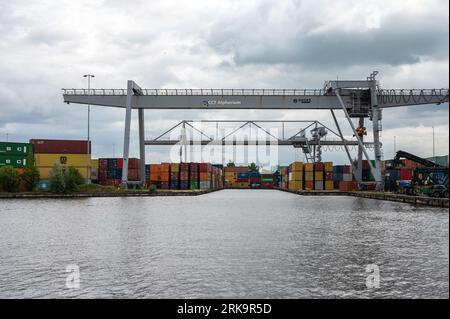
[432,126,435,162]
[394,135,396,154]
[83,74,95,183]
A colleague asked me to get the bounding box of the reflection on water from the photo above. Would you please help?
[0,190,448,298]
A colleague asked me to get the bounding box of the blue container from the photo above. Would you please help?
[170,181,179,189]
[237,172,250,179]
[179,180,189,189]
[115,169,122,180]
[334,172,344,181]
[249,172,260,177]
[333,166,344,174]
[385,169,400,181]
[107,171,116,179]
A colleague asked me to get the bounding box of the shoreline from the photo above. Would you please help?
[0,188,448,208]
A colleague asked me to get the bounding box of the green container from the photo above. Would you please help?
[0,142,33,156]
[261,178,273,182]
[0,155,28,168]
[189,181,199,189]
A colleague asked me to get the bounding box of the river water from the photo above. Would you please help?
[0,190,448,299]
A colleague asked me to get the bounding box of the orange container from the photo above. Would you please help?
[199,172,211,181]
[160,163,170,173]
[160,172,170,182]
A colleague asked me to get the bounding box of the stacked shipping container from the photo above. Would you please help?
[0,142,33,174]
[30,139,91,180]
[288,162,303,191]
[98,158,141,187]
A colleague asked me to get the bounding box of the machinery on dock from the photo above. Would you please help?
[390,150,449,197]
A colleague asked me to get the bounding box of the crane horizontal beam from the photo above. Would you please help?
[144,139,375,147]
[62,88,448,110]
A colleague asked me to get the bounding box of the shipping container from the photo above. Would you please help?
[315,181,324,190]
[30,139,91,154]
[314,171,324,181]
[0,142,33,156]
[339,181,357,191]
[0,155,28,168]
[289,162,303,172]
[304,163,314,172]
[325,180,334,190]
[288,180,303,191]
[34,153,91,167]
[304,180,314,190]
[324,162,333,172]
[314,162,324,171]
[304,171,314,181]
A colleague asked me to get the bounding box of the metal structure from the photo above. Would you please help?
[62,72,449,189]
[144,120,377,164]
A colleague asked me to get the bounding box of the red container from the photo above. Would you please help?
[400,169,413,180]
[128,158,140,169]
[199,163,211,173]
[304,180,314,190]
[117,158,124,169]
[170,172,179,180]
[30,139,91,154]
[179,171,189,180]
[362,160,370,170]
[189,163,199,171]
[103,179,120,187]
[128,168,140,181]
[261,182,273,188]
[250,176,261,183]
[325,172,334,181]
[343,165,352,174]
[314,162,324,171]
[339,181,357,191]
[180,163,190,171]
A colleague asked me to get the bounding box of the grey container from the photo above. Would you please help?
[199,181,211,189]
[315,181,324,190]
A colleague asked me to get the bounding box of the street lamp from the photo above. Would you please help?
[83,74,95,183]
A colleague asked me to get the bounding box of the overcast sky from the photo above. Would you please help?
[0,0,448,166]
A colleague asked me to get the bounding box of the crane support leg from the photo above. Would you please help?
[330,110,357,173]
[370,81,383,190]
[335,89,378,180]
[138,108,146,186]
[120,80,133,189]
[356,117,364,183]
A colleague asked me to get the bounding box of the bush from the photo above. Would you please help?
[49,164,67,193]
[149,184,157,193]
[0,166,21,192]
[20,153,40,191]
[49,164,85,194]
[64,166,85,192]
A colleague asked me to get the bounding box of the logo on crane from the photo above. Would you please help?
[293,98,312,104]
[202,100,242,107]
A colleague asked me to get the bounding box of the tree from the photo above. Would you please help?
[0,166,21,192]
[20,153,40,191]
[248,162,259,172]
[49,164,66,193]
[64,166,85,192]
[49,164,85,193]
[226,161,235,167]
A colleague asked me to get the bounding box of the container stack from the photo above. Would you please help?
[314,162,324,190]
[179,163,190,189]
[260,173,274,188]
[339,165,356,191]
[30,139,91,180]
[324,162,334,190]
[0,142,33,175]
[98,158,141,187]
[170,163,180,189]
[160,163,170,189]
[273,171,281,188]
[280,167,288,189]
[249,172,261,188]
[149,164,161,188]
[91,159,99,183]
[189,163,199,189]
[288,162,303,191]
[199,163,211,189]
[224,166,249,188]
[145,164,150,185]
[304,163,314,190]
